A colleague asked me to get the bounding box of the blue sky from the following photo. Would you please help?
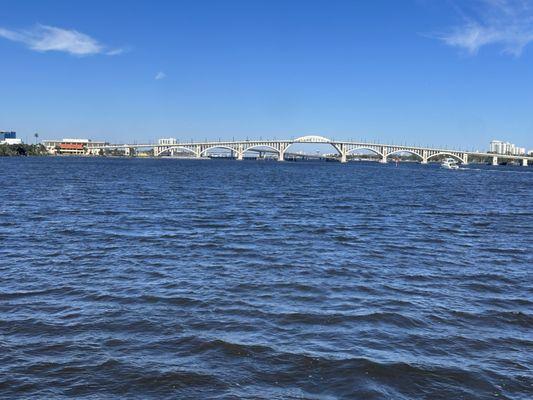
[1,0,532,150]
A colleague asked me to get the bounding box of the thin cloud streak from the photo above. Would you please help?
[155,72,166,80]
[434,0,533,56]
[0,24,123,56]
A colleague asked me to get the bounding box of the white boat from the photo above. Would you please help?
[441,158,459,170]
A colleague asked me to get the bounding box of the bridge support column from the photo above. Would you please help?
[379,147,387,163]
[523,158,528,167]
[492,156,498,166]
[340,152,347,163]
[421,150,428,164]
[236,144,244,160]
[462,153,468,165]
[335,144,347,163]
[277,144,287,161]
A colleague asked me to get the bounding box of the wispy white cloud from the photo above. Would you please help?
[106,48,126,56]
[434,0,533,56]
[0,24,123,56]
[155,71,166,80]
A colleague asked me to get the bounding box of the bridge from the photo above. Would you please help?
[92,135,532,166]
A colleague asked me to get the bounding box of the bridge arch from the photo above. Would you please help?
[243,145,281,155]
[283,140,342,159]
[200,145,239,156]
[346,147,384,158]
[156,146,197,157]
[427,152,464,163]
[386,149,423,160]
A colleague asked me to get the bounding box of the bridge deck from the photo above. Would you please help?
[91,139,532,162]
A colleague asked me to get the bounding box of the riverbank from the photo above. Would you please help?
[0,144,48,156]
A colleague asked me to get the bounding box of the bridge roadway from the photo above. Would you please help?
[92,135,532,166]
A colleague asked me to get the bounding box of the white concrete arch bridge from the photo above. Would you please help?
[93,135,531,166]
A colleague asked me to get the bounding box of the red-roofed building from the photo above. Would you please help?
[42,138,108,155]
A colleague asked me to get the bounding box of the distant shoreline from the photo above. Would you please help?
[0,144,529,166]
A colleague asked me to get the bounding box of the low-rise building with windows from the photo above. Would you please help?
[158,138,177,145]
[42,138,108,155]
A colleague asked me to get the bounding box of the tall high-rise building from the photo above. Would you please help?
[490,140,526,155]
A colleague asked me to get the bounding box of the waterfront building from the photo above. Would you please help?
[0,138,22,145]
[42,138,108,155]
[0,131,17,140]
[84,140,110,155]
[0,131,22,145]
[158,138,177,145]
[489,140,526,155]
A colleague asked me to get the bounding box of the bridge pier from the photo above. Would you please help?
[492,156,498,166]
[236,151,243,161]
[462,154,469,165]
[335,144,347,163]
[277,144,287,162]
[380,155,387,163]
[523,158,528,167]
[421,150,428,164]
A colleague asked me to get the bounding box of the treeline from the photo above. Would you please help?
[0,144,49,156]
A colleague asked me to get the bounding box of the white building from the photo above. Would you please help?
[0,138,22,145]
[42,138,108,155]
[158,138,177,145]
[0,131,22,145]
[490,140,526,155]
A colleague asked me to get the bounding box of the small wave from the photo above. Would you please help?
[276,311,425,328]
[138,294,207,307]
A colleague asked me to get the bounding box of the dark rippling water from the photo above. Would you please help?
[1,157,532,399]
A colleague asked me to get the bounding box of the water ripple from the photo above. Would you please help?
[0,157,532,399]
